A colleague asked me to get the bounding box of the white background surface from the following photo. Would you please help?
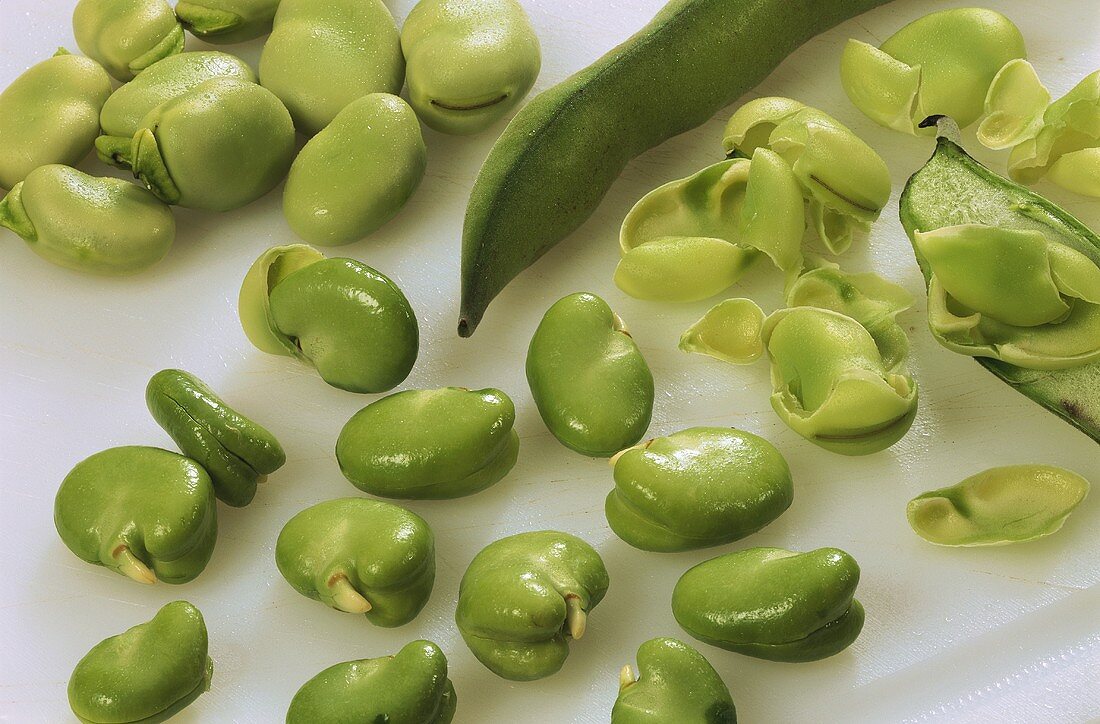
[2,1,1099,722]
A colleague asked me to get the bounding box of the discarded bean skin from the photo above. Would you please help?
[907,465,1090,546]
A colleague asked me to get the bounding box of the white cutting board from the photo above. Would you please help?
[2,1,1098,722]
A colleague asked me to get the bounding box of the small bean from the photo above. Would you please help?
[73,0,184,81]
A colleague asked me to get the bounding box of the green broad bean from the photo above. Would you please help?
[0,165,174,274]
[606,427,793,552]
[336,387,518,499]
[146,368,285,507]
[276,498,435,627]
[73,0,184,81]
[613,637,736,724]
[68,601,212,724]
[900,127,1100,442]
[457,0,893,337]
[287,640,456,724]
[527,293,653,457]
[1008,70,1100,197]
[615,152,806,302]
[259,0,404,135]
[98,77,296,211]
[176,0,282,44]
[54,446,217,585]
[0,50,111,190]
[456,530,609,681]
[401,0,541,135]
[98,51,257,140]
[839,7,1025,134]
[908,465,1090,546]
[977,59,1049,151]
[722,96,891,253]
[672,546,864,662]
[681,264,917,455]
[238,244,419,393]
[283,93,427,246]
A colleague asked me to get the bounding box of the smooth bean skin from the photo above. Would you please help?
[176,0,282,44]
[401,0,540,135]
[68,601,212,724]
[673,547,864,662]
[0,165,174,274]
[54,446,217,585]
[527,293,654,457]
[908,465,1090,546]
[613,637,736,724]
[840,8,1025,134]
[0,51,111,190]
[275,498,435,627]
[146,369,285,507]
[283,93,426,246]
[98,51,257,140]
[238,245,419,393]
[681,264,918,456]
[977,59,1049,151]
[456,530,609,681]
[101,78,296,211]
[458,0,891,336]
[336,387,519,499]
[259,0,404,135]
[606,427,793,552]
[73,0,185,81]
[287,640,457,724]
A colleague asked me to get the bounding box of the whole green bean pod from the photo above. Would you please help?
[458,0,891,336]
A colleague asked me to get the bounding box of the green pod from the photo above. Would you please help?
[238,244,419,394]
[839,8,1025,134]
[722,96,891,253]
[68,601,212,724]
[401,0,540,135]
[283,93,427,246]
[672,546,864,662]
[73,0,185,81]
[900,126,1100,443]
[0,165,174,274]
[606,427,793,552]
[54,446,217,585]
[146,368,285,507]
[287,640,456,724]
[907,465,1090,546]
[0,50,111,190]
[458,0,890,335]
[275,498,435,627]
[98,51,257,140]
[336,387,518,499]
[613,637,736,724]
[98,77,296,211]
[681,264,917,455]
[259,0,404,135]
[527,293,654,457]
[177,0,282,44]
[456,530,610,681]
